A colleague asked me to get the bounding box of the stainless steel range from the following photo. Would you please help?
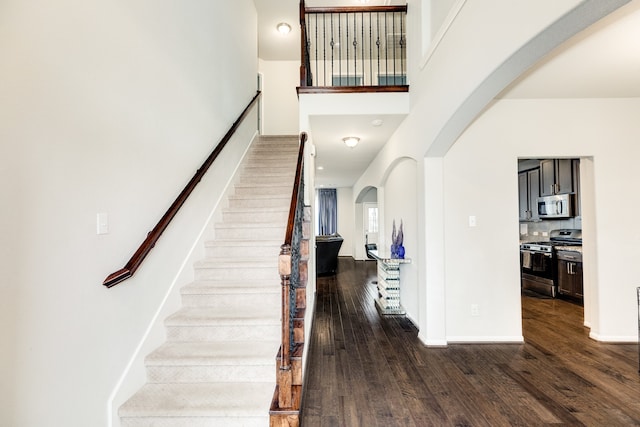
[520,229,582,297]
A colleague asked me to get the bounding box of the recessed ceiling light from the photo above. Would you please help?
[317,166,324,170]
[277,22,291,35]
[371,119,383,127]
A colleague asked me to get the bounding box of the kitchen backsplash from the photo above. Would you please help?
[520,216,582,242]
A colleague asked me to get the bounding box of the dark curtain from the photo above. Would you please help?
[317,188,337,235]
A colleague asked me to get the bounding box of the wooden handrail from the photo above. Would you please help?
[284,133,307,246]
[103,91,262,288]
[297,85,408,95]
[305,5,408,14]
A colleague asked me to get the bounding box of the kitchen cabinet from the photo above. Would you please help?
[540,159,573,196]
[518,168,540,221]
[572,159,581,216]
[557,250,583,300]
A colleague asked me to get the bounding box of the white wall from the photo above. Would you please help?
[383,158,419,322]
[429,0,459,39]
[443,120,523,341]
[259,59,300,135]
[444,98,640,342]
[336,187,354,257]
[349,0,629,345]
[0,1,258,426]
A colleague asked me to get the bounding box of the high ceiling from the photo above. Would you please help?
[500,0,640,99]
[254,0,640,187]
[254,0,404,60]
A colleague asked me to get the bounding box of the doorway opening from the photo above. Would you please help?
[518,158,586,326]
[355,186,378,261]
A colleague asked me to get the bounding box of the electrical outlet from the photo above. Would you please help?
[471,304,480,317]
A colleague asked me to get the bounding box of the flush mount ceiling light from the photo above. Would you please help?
[343,136,360,148]
[277,22,291,35]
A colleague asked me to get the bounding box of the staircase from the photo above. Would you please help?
[119,135,300,427]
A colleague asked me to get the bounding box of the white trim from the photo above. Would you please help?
[446,336,525,344]
[589,332,639,343]
[420,0,468,70]
[418,333,447,347]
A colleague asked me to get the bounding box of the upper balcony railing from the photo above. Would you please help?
[299,1,408,93]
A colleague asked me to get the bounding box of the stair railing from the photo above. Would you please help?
[277,132,306,409]
[300,0,313,87]
[103,91,262,288]
[299,0,408,90]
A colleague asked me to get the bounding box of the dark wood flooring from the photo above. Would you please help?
[299,257,640,426]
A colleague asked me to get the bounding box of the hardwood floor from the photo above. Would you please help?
[299,257,640,426]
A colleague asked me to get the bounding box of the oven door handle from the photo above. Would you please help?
[521,249,552,257]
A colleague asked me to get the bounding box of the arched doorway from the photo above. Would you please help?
[355,186,378,261]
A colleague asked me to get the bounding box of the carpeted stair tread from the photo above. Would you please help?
[194,258,278,269]
[119,382,274,417]
[222,205,288,213]
[215,221,286,229]
[165,306,279,326]
[204,238,281,247]
[181,277,279,287]
[228,192,290,199]
[145,341,278,366]
[181,281,279,295]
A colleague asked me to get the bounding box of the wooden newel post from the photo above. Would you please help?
[278,244,293,408]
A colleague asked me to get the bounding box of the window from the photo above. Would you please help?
[377,74,407,85]
[332,75,363,86]
[367,207,379,233]
[316,188,337,235]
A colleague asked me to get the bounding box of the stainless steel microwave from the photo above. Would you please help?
[537,194,574,218]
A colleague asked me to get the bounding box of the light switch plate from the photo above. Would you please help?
[468,215,477,227]
[97,213,109,235]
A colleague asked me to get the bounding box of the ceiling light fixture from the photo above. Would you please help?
[343,136,360,148]
[277,22,291,35]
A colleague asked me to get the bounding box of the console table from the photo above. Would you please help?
[368,250,411,315]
